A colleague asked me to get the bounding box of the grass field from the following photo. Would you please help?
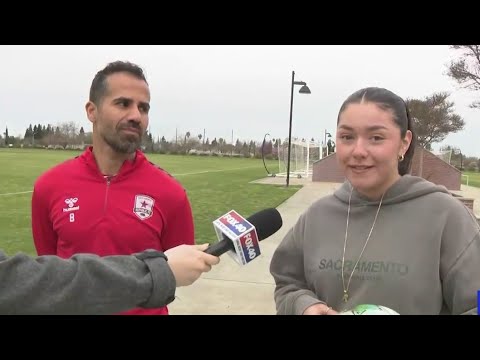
[0,148,300,256]
[462,171,480,188]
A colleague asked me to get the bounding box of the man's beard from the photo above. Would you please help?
[102,131,142,154]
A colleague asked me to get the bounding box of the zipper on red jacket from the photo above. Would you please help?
[103,177,111,214]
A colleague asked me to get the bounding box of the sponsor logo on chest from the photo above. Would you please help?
[63,197,80,223]
[63,197,80,212]
[133,195,155,220]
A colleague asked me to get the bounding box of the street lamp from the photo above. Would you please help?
[287,70,311,187]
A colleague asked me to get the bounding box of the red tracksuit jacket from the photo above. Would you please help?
[31,147,195,315]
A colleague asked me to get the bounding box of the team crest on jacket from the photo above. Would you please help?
[133,195,155,220]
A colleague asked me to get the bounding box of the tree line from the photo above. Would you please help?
[0,122,269,159]
[1,46,479,169]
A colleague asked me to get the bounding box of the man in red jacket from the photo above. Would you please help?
[31,60,195,315]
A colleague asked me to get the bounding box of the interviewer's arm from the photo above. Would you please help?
[0,244,218,315]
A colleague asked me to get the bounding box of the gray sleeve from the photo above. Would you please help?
[0,249,176,315]
[441,203,480,315]
[270,215,323,315]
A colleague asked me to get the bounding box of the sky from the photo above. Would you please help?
[1,45,479,156]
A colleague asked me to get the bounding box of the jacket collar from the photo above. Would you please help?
[79,146,146,180]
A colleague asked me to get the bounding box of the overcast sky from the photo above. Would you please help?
[1,45,478,156]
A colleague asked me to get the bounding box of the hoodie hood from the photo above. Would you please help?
[334,174,451,206]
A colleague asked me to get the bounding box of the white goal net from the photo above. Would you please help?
[276,140,321,178]
[433,149,452,164]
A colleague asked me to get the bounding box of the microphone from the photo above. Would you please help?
[205,208,283,257]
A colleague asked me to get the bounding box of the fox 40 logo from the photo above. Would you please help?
[213,210,261,265]
[238,229,260,263]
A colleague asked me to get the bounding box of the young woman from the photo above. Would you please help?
[270,87,480,315]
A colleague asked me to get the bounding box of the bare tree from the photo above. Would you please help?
[446,45,480,108]
[59,121,79,145]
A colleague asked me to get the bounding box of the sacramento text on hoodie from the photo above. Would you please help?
[270,175,480,315]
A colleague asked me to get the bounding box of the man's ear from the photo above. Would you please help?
[85,101,96,124]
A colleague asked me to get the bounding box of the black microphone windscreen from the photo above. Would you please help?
[245,208,283,241]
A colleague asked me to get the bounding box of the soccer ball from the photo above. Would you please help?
[339,304,399,315]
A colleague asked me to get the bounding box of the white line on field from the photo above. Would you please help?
[172,166,260,176]
[0,166,262,196]
[0,190,33,196]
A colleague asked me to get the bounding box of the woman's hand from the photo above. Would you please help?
[303,303,338,315]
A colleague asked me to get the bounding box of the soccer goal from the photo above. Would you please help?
[433,149,453,164]
[276,139,321,178]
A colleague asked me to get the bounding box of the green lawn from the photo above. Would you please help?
[0,148,300,255]
[462,171,480,188]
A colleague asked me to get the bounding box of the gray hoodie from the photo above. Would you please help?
[0,249,176,314]
[270,175,480,315]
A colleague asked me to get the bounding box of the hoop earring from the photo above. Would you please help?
[398,154,404,162]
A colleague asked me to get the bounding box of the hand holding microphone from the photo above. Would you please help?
[165,244,220,286]
[167,208,282,286]
[205,208,283,259]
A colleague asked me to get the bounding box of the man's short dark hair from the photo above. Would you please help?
[89,61,148,105]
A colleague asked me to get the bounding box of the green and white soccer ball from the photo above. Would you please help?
[339,304,399,315]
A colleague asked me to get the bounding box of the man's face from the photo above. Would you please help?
[86,72,150,154]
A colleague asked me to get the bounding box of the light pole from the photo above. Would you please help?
[287,71,311,187]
